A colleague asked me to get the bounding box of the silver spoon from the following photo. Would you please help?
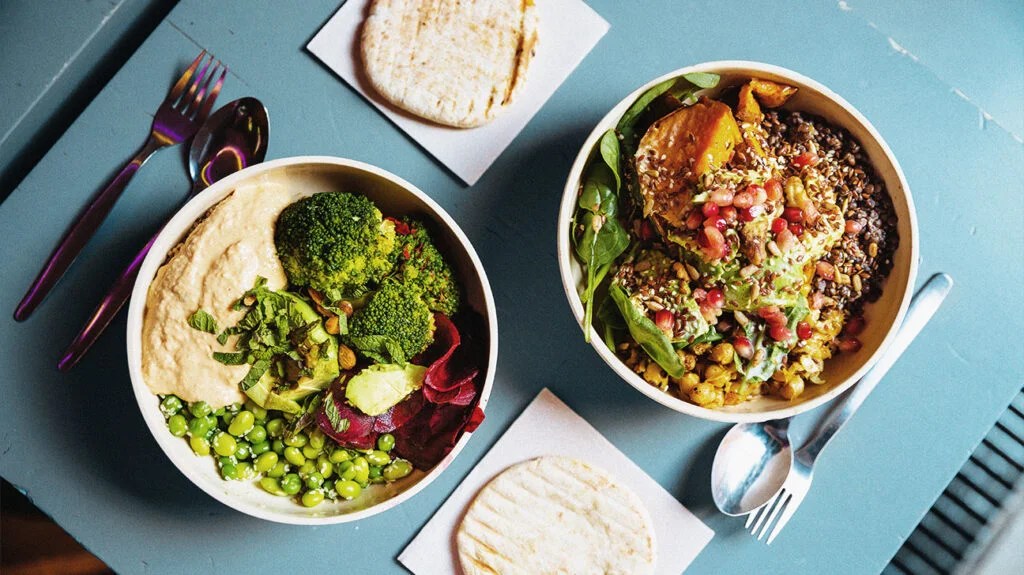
[57,98,269,371]
[712,272,954,516]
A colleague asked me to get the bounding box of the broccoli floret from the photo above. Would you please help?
[347,280,435,362]
[275,192,396,298]
[393,218,460,316]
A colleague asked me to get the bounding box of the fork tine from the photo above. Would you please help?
[167,50,206,103]
[187,62,226,120]
[177,53,214,111]
[744,507,760,529]
[757,491,791,541]
[766,493,801,545]
[749,492,781,534]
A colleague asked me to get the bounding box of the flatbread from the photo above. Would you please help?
[457,456,656,575]
[360,0,539,128]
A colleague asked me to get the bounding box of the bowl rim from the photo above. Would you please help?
[126,155,498,524]
[556,60,919,423]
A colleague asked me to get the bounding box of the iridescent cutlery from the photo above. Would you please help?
[13,51,226,321]
[57,97,269,371]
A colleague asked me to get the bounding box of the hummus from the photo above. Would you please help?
[141,182,298,407]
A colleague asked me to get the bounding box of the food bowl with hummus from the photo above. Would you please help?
[127,156,496,524]
[557,61,918,423]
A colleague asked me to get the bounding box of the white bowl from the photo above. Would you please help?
[127,156,497,524]
[557,61,918,423]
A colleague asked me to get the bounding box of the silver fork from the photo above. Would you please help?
[746,273,954,544]
[13,50,227,321]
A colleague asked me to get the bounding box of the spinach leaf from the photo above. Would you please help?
[617,78,676,144]
[608,284,684,378]
[348,335,407,365]
[599,129,622,191]
[682,71,720,89]
[187,309,218,334]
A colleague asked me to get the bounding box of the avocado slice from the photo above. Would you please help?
[345,363,426,416]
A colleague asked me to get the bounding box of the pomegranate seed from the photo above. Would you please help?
[771,217,788,234]
[844,315,866,336]
[797,321,812,340]
[710,188,734,206]
[706,288,724,308]
[809,292,825,309]
[748,184,768,205]
[686,210,703,230]
[792,151,819,169]
[769,324,793,342]
[776,227,797,251]
[783,206,804,223]
[705,216,727,231]
[758,305,786,326]
[639,220,654,241]
[815,261,835,280]
[739,204,765,222]
[733,336,754,359]
[845,220,864,235]
[733,190,754,209]
[838,337,862,353]
[702,202,719,218]
[692,288,707,301]
[699,302,719,322]
[699,227,727,261]
[788,222,804,236]
[765,178,783,202]
[655,309,674,335]
[720,206,738,223]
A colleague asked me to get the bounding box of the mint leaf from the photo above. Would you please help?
[324,392,349,434]
[187,309,218,334]
[212,351,247,365]
[239,359,270,391]
[348,335,407,365]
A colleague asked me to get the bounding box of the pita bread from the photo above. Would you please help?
[457,456,656,575]
[360,0,539,128]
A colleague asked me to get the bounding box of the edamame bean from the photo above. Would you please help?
[339,461,356,481]
[267,461,287,478]
[255,452,278,473]
[213,433,237,457]
[221,464,239,480]
[250,441,270,456]
[298,461,316,476]
[322,479,336,495]
[376,433,395,452]
[329,449,351,464]
[234,442,251,460]
[309,430,326,450]
[305,472,324,490]
[189,401,212,418]
[366,450,391,467]
[237,462,255,480]
[188,415,214,437]
[246,425,267,444]
[382,459,413,481]
[284,446,306,466]
[167,414,188,437]
[351,457,370,484]
[244,400,268,422]
[302,444,320,459]
[317,456,333,479]
[160,395,183,416]
[260,477,286,496]
[190,435,210,456]
[280,473,301,495]
[272,439,285,454]
[228,411,255,437]
[283,433,307,448]
[335,480,361,500]
[368,466,382,480]
[266,418,285,438]
[301,490,324,507]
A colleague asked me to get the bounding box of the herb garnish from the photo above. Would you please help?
[187,309,218,334]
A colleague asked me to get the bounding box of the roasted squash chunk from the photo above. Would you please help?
[636,99,742,224]
[749,79,798,108]
[736,83,763,123]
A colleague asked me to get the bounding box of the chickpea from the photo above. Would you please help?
[689,383,721,407]
[779,376,805,400]
[676,372,700,394]
[704,364,729,384]
[710,342,735,365]
[677,350,697,371]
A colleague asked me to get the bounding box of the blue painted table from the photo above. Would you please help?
[1,1,1021,573]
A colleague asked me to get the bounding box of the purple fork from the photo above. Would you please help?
[13,51,227,321]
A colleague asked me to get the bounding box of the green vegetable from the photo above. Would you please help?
[347,280,435,362]
[187,309,218,334]
[189,435,210,456]
[284,446,306,466]
[392,218,461,316]
[189,401,212,418]
[608,284,685,378]
[245,424,267,444]
[160,395,183,416]
[382,459,413,481]
[284,433,308,447]
[254,452,278,473]
[336,480,361,500]
[280,473,302,495]
[211,352,246,366]
[167,414,187,437]
[301,490,324,507]
[213,432,237,457]
[260,477,286,496]
[377,433,396,452]
[274,191,397,297]
[366,450,391,467]
[345,363,427,416]
[733,303,810,382]
[228,411,255,437]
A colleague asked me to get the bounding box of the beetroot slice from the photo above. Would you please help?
[421,314,461,391]
[317,395,377,450]
[372,390,426,433]
[392,402,476,470]
[422,369,478,405]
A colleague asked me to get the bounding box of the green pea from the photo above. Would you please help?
[351,457,370,484]
[228,411,255,437]
[280,473,302,495]
[188,415,214,437]
[250,441,270,456]
[266,418,285,438]
[234,442,251,460]
[322,479,336,495]
[221,463,239,480]
[160,395,183,416]
[382,459,413,481]
[260,477,286,496]
[219,456,236,467]
[284,447,306,466]
[317,456,334,479]
[329,449,351,464]
[189,435,210,456]
[246,425,267,444]
[267,461,287,478]
[377,433,396,452]
[309,430,326,450]
[255,452,278,473]
[189,401,212,418]
[305,472,324,490]
[214,407,226,417]
[366,450,391,467]
[302,444,320,459]
[213,433,237,457]
[301,490,324,507]
[336,480,362,500]
[284,433,308,448]
[368,466,382,480]
[298,461,316,476]
[167,414,188,437]
[272,439,285,454]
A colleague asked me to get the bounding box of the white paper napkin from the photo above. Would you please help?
[307,0,610,185]
[399,388,714,574]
